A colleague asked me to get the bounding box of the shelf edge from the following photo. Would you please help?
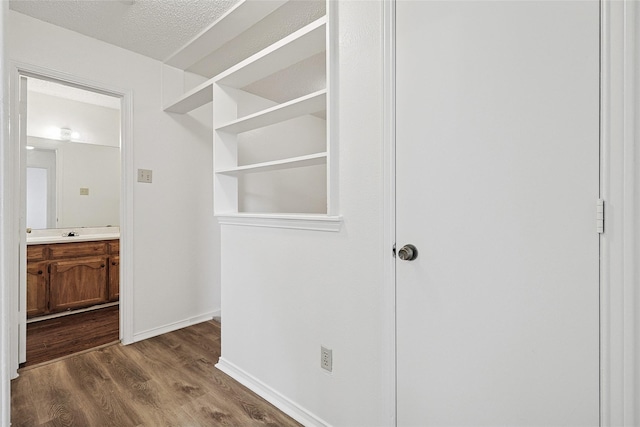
[216,214,343,232]
[163,80,214,113]
[216,152,327,175]
[215,89,327,133]
[215,16,327,89]
[164,0,288,70]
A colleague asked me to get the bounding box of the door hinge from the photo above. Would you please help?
[597,199,605,234]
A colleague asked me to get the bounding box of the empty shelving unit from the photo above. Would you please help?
[163,0,340,231]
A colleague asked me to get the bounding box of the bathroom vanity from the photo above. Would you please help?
[26,229,119,319]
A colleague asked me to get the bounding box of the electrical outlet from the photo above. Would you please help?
[321,346,332,372]
[137,169,153,183]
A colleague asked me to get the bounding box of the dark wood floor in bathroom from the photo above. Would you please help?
[12,319,302,427]
[24,305,120,368]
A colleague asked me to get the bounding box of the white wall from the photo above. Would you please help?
[27,91,120,147]
[219,2,388,425]
[8,10,220,340]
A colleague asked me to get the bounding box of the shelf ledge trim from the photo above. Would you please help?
[216,152,327,175]
[216,214,342,232]
[215,89,327,133]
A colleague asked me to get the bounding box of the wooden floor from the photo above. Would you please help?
[11,320,301,427]
[25,306,120,368]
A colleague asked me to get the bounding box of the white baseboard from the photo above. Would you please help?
[216,357,331,427]
[132,310,220,342]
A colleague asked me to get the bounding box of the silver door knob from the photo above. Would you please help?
[398,244,418,261]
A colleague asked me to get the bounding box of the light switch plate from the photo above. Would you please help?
[138,169,153,183]
[79,187,89,195]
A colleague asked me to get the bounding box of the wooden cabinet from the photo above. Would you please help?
[108,241,119,301]
[26,261,48,318]
[26,239,119,318]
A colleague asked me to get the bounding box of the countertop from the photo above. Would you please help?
[26,227,120,245]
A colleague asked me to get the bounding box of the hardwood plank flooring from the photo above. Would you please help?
[11,320,302,427]
[25,306,120,367]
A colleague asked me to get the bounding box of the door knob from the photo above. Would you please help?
[398,244,418,261]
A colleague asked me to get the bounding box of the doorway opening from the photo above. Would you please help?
[17,74,123,368]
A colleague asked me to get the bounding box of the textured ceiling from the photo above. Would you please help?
[9,0,239,61]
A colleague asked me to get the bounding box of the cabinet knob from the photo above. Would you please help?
[101,264,106,268]
[37,270,43,275]
[112,262,117,266]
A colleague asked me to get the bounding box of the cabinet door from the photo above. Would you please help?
[26,261,48,318]
[109,255,119,302]
[49,256,108,312]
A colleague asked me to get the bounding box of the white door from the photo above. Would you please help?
[396,2,600,426]
[26,148,57,229]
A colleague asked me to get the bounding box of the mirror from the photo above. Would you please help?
[25,77,121,230]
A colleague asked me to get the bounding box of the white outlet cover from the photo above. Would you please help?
[137,169,153,183]
[321,346,332,372]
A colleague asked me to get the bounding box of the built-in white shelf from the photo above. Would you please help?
[164,80,213,113]
[163,17,327,113]
[216,152,327,176]
[215,90,326,134]
[216,17,326,89]
[164,0,336,223]
[164,0,288,70]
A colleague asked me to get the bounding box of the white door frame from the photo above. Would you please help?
[7,62,135,376]
[382,0,639,425]
[599,1,640,425]
[381,0,396,425]
[1,4,11,425]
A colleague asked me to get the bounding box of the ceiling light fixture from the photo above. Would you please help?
[60,128,72,141]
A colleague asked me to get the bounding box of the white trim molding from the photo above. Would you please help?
[599,1,639,425]
[216,357,331,427]
[132,311,218,343]
[217,214,343,232]
[0,2,12,424]
[382,0,397,426]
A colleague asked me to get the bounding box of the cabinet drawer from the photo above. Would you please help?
[27,245,48,261]
[108,240,119,254]
[49,242,108,259]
